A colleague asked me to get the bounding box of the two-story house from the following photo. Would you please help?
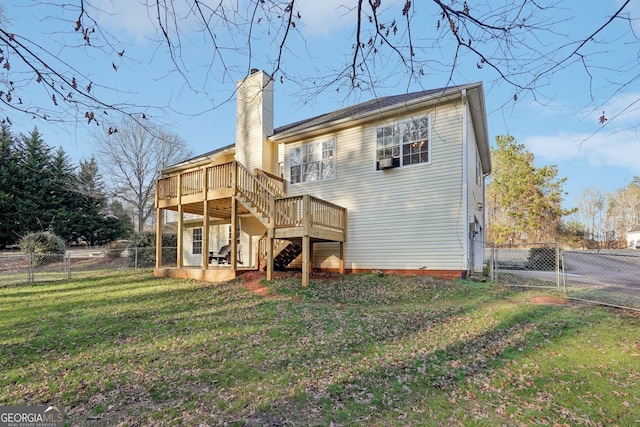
[154,69,491,285]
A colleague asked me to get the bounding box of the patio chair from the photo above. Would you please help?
[209,244,231,264]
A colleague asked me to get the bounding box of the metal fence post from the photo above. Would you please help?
[492,245,498,284]
[556,243,560,289]
[561,251,566,296]
[65,252,71,279]
[27,253,33,283]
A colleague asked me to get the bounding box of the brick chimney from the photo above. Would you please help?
[235,69,276,174]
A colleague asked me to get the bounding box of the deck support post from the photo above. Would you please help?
[231,198,238,269]
[176,173,183,269]
[301,195,312,286]
[203,199,210,269]
[266,229,274,281]
[155,208,163,268]
[177,204,184,268]
[339,241,345,274]
[302,236,311,287]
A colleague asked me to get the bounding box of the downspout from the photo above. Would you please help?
[461,89,469,279]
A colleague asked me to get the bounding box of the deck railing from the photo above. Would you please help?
[157,162,346,236]
[181,170,204,196]
[207,162,234,190]
[157,175,178,199]
[274,196,304,228]
[274,195,346,234]
[309,197,347,233]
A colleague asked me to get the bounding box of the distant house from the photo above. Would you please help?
[154,70,491,285]
[627,227,640,249]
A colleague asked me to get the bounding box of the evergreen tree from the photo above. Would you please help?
[108,200,135,238]
[486,135,573,244]
[74,157,132,245]
[16,128,54,235]
[0,126,21,247]
[0,128,133,246]
[74,157,108,245]
[49,148,84,242]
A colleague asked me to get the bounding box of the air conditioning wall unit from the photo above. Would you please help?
[379,157,395,170]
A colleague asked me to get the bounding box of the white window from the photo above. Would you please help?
[290,140,335,184]
[192,228,203,255]
[375,117,430,170]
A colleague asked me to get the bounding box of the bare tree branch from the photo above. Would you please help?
[0,0,637,135]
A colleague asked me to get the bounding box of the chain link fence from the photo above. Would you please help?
[0,247,177,286]
[488,243,561,289]
[489,243,640,311]
[562,250,640,310]
[0,253,69,286]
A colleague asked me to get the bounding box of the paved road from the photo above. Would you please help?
[563,251,640,298]
[494,249,640,301]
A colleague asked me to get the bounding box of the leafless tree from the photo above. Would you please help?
[575,187,605,241]
[605,181,640,238]
[95,117,192,232]
[0,1,637,130]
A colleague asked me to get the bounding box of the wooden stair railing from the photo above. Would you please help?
[254,168,286,198]
[235,162,276,225]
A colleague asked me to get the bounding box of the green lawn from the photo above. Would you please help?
[1,270,638,426]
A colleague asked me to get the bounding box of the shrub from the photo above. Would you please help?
[527,246,558,271]
[127,232,177,267]
[19,232,66,266]
[104,240,131,259]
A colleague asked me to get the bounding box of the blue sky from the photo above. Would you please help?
[3,0,640,208]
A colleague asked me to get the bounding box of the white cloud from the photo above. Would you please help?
[523,129,640,175]
[88,1,408,43]
[91,0,157,44]
[295,0,358,37]
[295,0,404,38]
[600,92,640,127]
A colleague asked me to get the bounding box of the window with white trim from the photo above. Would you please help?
[290,140,335,184]
[375,117,430,170]
[192,227,203,255]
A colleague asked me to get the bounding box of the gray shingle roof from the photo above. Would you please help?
[272,84,469,137]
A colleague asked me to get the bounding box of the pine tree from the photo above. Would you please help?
[16,128,54,235]
[486,135,573,244]
[49,147,83,242]
[0,126,21,247]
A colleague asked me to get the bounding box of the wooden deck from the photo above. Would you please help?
[155,161,347,285]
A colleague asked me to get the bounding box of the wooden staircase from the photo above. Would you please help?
[274,240,303,270]
[235,163,276,228]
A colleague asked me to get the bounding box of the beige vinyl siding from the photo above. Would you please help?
[235,71,277,175]
[283,99,467,271]
[183,226,203,267]
[465,99,486,272]
[181,223,236,267]
[240,216,268,268]
[261,87,278,175]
